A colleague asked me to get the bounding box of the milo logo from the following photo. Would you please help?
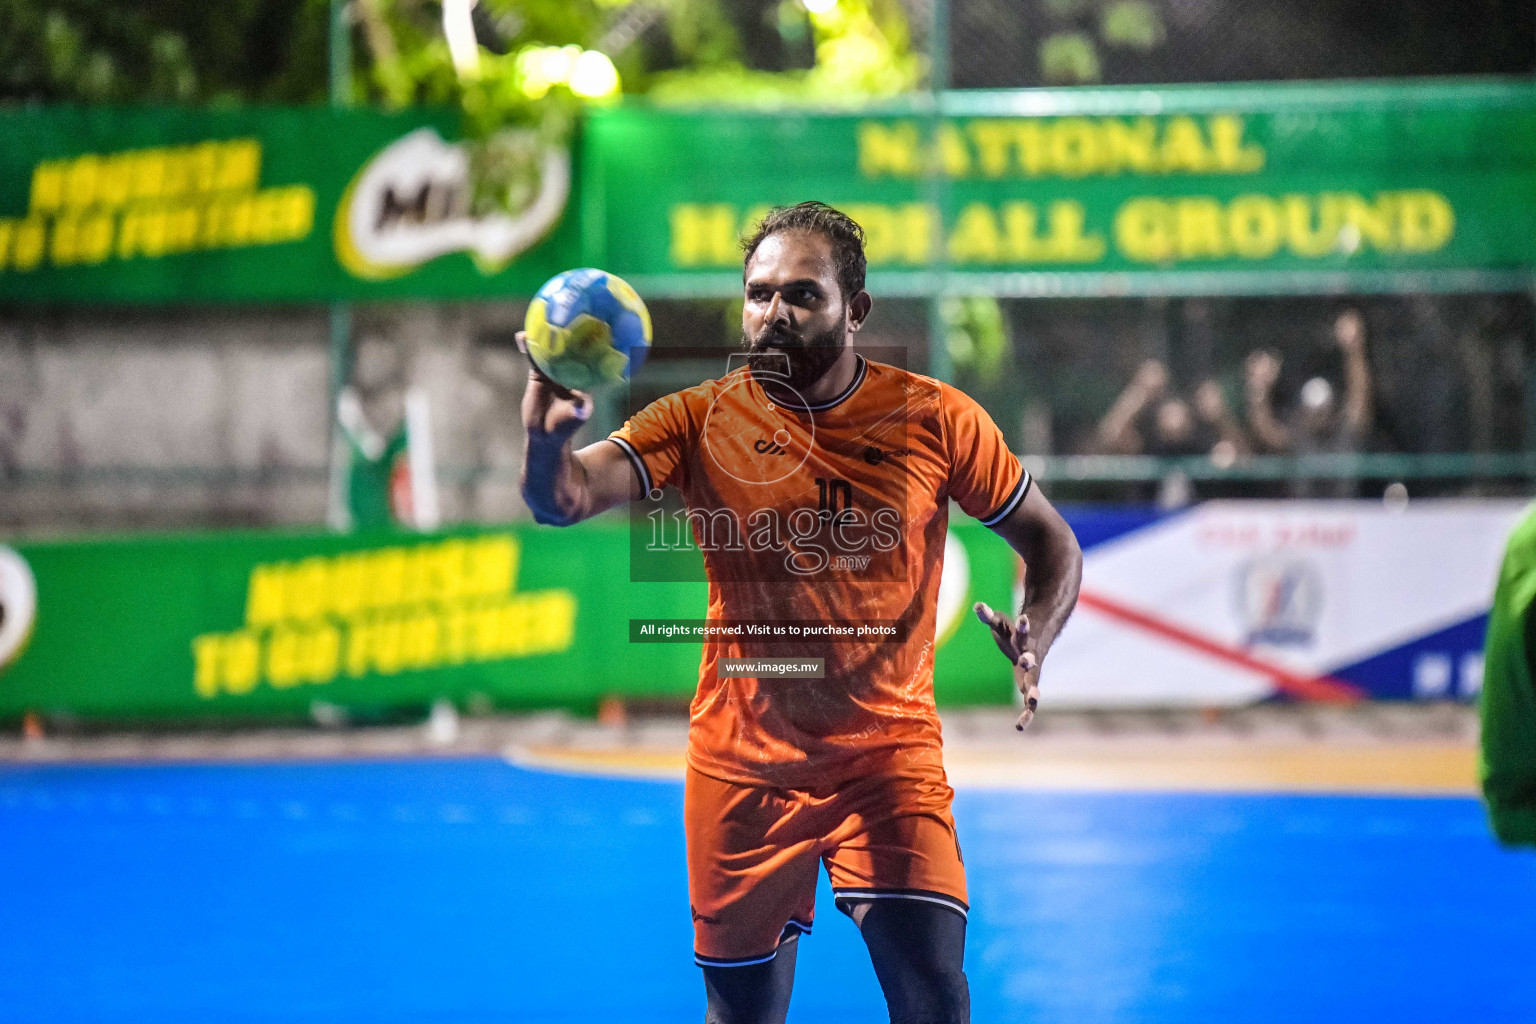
[334,127,570,280]
[0,546,37,674]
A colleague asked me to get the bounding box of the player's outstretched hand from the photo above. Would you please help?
[516,330,593,443]
[974,602,1041,731]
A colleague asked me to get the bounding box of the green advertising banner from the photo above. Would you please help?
[0,523,1021,721]
[588,78,1536,296]
[0,106,578,303]
[6,80,1527,303]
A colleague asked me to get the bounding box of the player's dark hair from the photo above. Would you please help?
[741,201,867,305]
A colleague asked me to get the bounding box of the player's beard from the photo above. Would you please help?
[743,314,847,399]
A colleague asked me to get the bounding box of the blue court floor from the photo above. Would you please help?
[2,757,1534,1023]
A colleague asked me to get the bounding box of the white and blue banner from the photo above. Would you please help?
[1047,500,1529,706]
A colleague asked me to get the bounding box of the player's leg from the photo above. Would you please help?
[701,930,799,1024]
[686,767,819,1024]
[841,897,969,1024]
[818,769,971,1024]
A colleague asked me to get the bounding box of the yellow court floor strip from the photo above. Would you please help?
[504,742,1481,795]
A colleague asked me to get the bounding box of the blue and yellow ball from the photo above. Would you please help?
[524,268,652,391]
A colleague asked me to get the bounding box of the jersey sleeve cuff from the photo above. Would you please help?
[606,436,654,496]
[978,465,1032,527]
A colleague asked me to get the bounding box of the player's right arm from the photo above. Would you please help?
[519,360,640,526]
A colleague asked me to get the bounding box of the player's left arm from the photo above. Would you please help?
[974,483,1082,730]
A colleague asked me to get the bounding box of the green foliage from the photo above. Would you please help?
[943,296,1008,383]
[1039,31,1101,85]
[653,0,742,67]
[0,0,328,103]
[348,0,611,139]
[1036,0,1169,84]
[345,0,921,135]
[1,0,923,129]
[1100,0,1163,51]
[646,0,921,106]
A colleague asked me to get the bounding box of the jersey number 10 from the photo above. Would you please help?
[816,477,853,519]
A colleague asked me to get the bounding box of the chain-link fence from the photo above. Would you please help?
[932,0,1535,89]
[945,292,1536,503]
[6,287,1526,529]
[4,2,1535,531]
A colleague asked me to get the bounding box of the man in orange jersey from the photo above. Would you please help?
[520,202,1082,1024]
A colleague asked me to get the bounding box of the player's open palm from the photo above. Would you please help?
[974,602,1042,730]
[516,330,593,442]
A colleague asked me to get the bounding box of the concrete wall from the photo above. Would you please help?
[0,303,538,533]
[0,290,957,535]
[0,296,937,535]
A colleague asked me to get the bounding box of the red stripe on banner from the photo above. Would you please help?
[1076,589,1365,704]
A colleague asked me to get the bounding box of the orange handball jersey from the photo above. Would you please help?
[609,355,1029,789]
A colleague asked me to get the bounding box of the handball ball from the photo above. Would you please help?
[524,268,652,391]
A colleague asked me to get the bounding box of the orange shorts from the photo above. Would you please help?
[684,763,968,967]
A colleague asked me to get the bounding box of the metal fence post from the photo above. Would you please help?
[328,0,355,530]
[926,0,953,383]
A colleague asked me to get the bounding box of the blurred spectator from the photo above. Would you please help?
[1191,379,1250,469]
[1093,358,1167,454]
[1093,358,1250,462]
[1244,308,1373,458]
[1243,308,1374,497]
